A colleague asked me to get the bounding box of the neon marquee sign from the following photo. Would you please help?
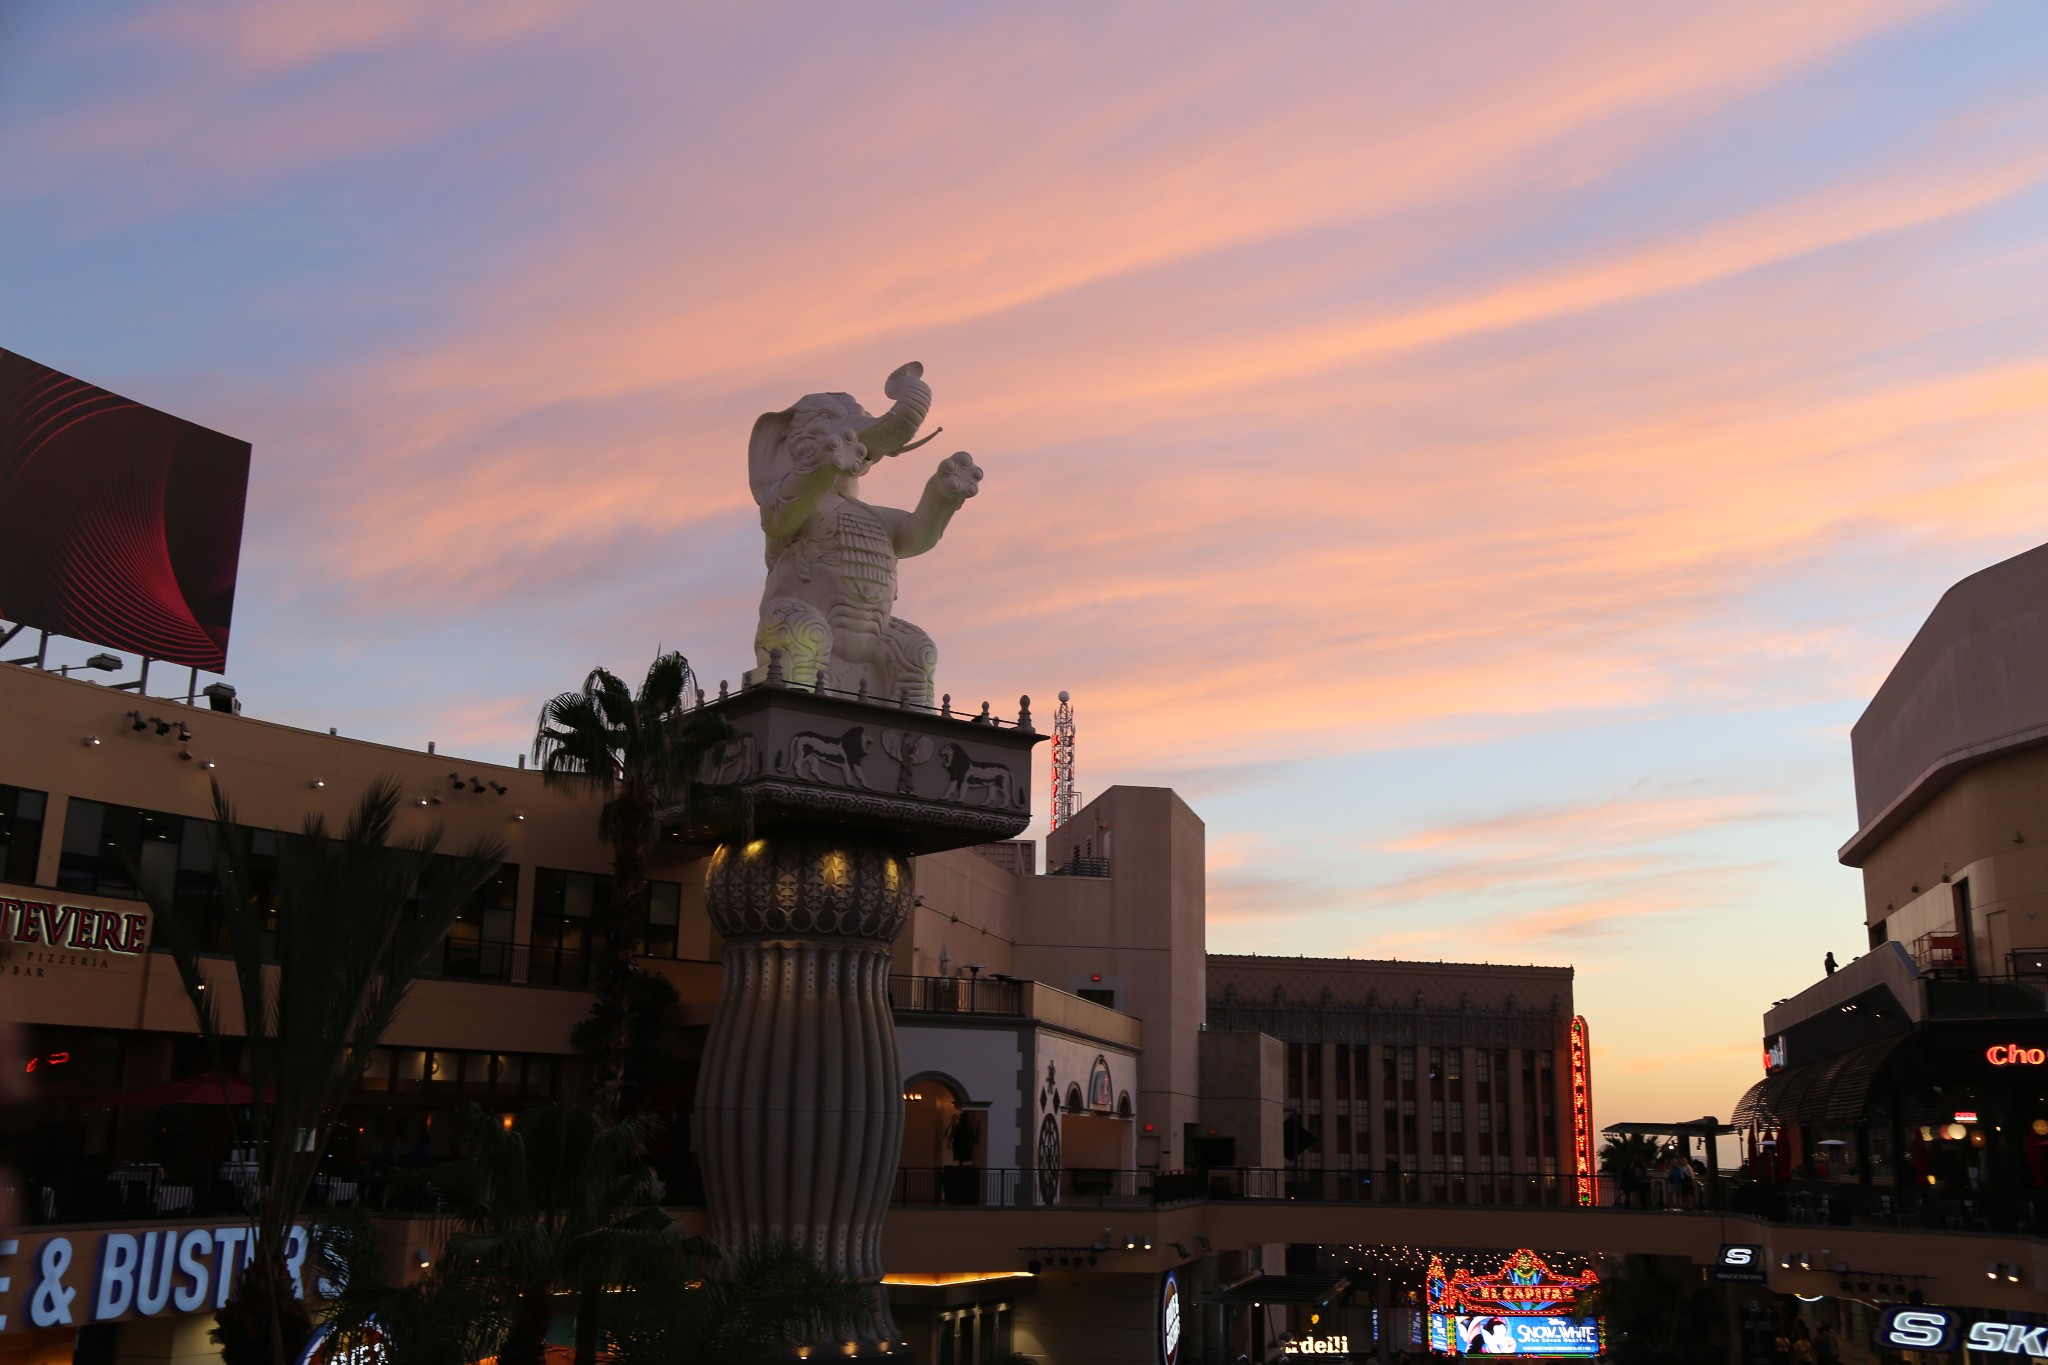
[1427,1250,1603,1358]
[1569,1016,1595,1207]
[1987,1044,2046,1066]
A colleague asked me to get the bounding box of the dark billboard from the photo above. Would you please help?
[0,349,250,671]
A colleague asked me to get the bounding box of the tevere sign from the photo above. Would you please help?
[0,1226,312,1332]
[0,894,150,977]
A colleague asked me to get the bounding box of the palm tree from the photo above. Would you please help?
[141,779,506,1365]
[1600,1132,1674,1173]
[532,650,738,1114]
[411,1104,681,1365]
[606,1237,878,1365]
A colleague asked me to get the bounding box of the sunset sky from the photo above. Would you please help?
[7,1,2048,1124]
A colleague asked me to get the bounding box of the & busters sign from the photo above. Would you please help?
[0,1226,314,1331]
[0,894,150,977]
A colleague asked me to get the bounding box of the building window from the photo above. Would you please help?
[57,799,278,951]
[1428,1047,1443,1081]
[1450,1101,1464,1134]
[1430,1100,1445,1133]
[442,864,519,979]
[1399,1048,1416,1083]
[0,784,46,885]
[1478,1102,1492,1135]
[530,867,611,986]
[1446,1050,1462,1083]
[1077,987,1115,1009]
[1401,1101,1417,1138]
[644,879,683,959]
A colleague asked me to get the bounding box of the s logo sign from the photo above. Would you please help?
[1713,1245,1767,1282]
[1878,1307,1957,1351]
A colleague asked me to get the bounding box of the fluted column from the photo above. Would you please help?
[696,831,912,1351]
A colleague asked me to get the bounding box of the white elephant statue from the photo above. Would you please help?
[744,362,981,705]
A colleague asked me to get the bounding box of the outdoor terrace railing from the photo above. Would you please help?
[8,1163,382,1227]
[888,974,1024,1016]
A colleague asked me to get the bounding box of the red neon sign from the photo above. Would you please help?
[1570,1016,1595,1208]
[1987,1044,2046,1066]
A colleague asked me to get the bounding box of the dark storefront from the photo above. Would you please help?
[1734,1005,2048,1232]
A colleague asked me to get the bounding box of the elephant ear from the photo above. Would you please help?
[749,407,796,507]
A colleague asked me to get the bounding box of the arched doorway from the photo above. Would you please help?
[901,1073,986,1204]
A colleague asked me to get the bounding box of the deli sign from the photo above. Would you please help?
[0,893,150,969]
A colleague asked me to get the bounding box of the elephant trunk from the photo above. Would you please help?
[857,362,932,459]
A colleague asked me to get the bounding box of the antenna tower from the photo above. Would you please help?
[1051,690,1077,830]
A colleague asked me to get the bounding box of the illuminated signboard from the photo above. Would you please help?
[1,897,149,955]
[1159,1269,1181,1365]
[1764,1036,1788,1072]
[1568,1016,1594,1207]
[1876,1307,2048,1356]
[1282,1335,1352,1355]
[1713,1245,1768,1284]
[0,349,251,671]
[1987,1044,2046,1066]
[1427,1251,1602,1358]
[1,895,152,980]
[0,1225,314,1329]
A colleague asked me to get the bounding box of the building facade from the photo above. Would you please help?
[1735,542,2048,1231]
[0,658,1599,1365]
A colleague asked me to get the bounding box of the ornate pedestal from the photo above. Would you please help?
[685,682,1041,1355]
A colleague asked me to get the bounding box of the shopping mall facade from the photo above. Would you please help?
[13,548,2048,1363]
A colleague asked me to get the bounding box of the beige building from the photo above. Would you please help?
[0,659,1594,1365]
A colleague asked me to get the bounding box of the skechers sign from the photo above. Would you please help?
[1712,1245,1767,1284]
[1877,1307,2048,1355]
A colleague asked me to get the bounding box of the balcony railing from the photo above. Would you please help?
[432,939,517,982]
[889,974,1023,1016]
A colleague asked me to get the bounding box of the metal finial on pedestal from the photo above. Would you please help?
[1017,695,1033,731]
[941,693,952,718]
[765,648,786,687]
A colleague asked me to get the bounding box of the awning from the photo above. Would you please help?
[1733,1034,1909,1128]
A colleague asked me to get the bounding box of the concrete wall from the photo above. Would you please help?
[1856,746,2048,969]
[1849,541,2048,829]
[1025,787,1206,1168]
[900,844,1022,979]
[1012,1270,1165,1365]
[1198,1029,1285,1166]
